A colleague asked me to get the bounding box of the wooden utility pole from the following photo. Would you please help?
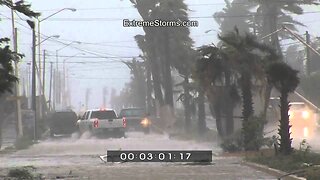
[103,87,107,108]
[13,28,23,137]
[42,50,46,95]
[85,88,90,110]
[52,69,56,111]
[27,20,38,140]
[49,62,53,111]
[306,31,311,76]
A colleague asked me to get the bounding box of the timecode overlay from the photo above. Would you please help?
[104,150,212,162]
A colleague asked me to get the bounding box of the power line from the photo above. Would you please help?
[2,1,314,12]
[1,10,320,22]
[68,77,130,80]
[23,60,136,64]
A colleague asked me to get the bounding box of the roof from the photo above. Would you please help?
[86,108,115,112]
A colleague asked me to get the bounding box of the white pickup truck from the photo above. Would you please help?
[77,109,126,138]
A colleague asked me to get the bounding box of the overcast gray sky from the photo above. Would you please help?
[0,0,319,111]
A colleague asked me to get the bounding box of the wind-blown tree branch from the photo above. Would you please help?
[0,41,21,149]
[131,0,196,131]
[195,45,240,137]
[134,35,155,113]
[1,0,40,17]
[123,59,146,108]
[219,29,279,150]
[131,0,164,107]
[214,0,256,36]
[266,62,299,155]
[251,0,319,119]
[252,0,318,50]
[0,0,39,149]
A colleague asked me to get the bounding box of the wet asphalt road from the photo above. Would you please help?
[0,132,277,180]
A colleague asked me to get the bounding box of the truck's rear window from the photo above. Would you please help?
[119,109,144,117]
[91,111,117,119]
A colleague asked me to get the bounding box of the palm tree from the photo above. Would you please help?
[214,0,255,35]
[131,0,164,108]
[123,59,147,108]
[134,35,161,113]
[195,45,239,137]
[266,62,299,155]
[252,0,319,120]
[131,0,195,131]
[219,29,279,150]
[253,0,319,49]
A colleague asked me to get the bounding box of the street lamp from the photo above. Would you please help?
[56,41,81,71]
[27,20,38,140]
[35,35,60,47]
[37,8,76,95]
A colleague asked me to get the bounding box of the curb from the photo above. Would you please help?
[242,161,306,180]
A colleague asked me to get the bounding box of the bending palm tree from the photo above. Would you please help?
[266,62,299,155]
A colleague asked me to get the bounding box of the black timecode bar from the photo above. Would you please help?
[106,150,212,162]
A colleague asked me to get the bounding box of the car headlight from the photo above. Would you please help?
[302,111,310,119]
[289,111,293,118]
[303,127,309,138]
[140,118,151,127]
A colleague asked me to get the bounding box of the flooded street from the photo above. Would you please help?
[0,132,277,179]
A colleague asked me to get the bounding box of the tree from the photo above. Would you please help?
[123,59,146,108]
[266,62,299,155]
[251,0,319,119]
[195,45,239,137]
[0,43,20,149]
[131,0,196,131]
[218,29,279,150]
[0,0,39,149]
[284,44,304,73]
[252,0,318,49]
[131,0,164,108]
[214,0,255,36]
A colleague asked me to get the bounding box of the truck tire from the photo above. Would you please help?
[114,129,125,138]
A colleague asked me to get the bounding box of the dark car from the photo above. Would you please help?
[119,108,150,134]
[48,110,78,137]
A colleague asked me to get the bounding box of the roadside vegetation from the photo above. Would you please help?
[6,166,41,180]
[247,140,320,179]
[0,0,319,178]
[0,1,39,150]
[109,0,320,178]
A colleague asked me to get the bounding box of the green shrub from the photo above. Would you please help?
[220,130,243,152]
[305,167,320,180]
[242,115,265,151]
[8,167,35,180]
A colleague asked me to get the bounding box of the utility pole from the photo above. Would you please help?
[13,28,23,137]
[27,20,37,141]
[42,50,46,96]
[306,31,311,76]
[52,69,56,111]
[103,87,107,108]
[85,88,90,110]
[49,62,53,111]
